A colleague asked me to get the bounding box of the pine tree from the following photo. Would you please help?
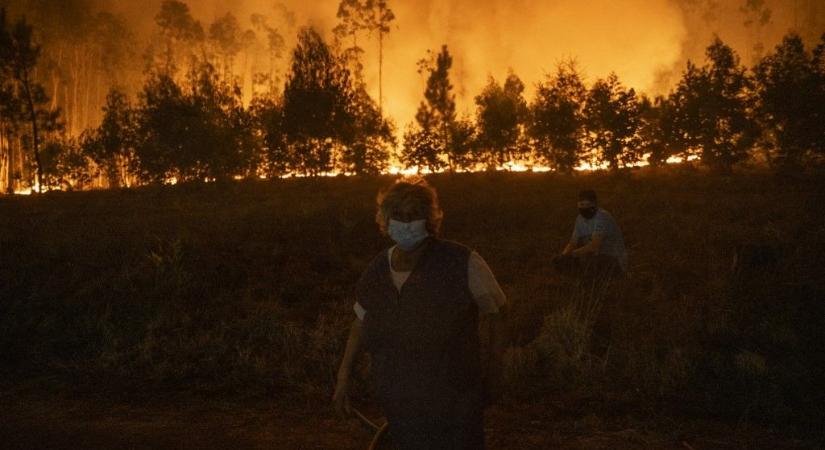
[339,87,395,175]
[638,94,682,167]
[405,46,456,171]
[401,126,443,172]
[333,0,369,81]
[282,27,354,175]
[208,13,243,83]
[250,14,286,96]
[250,95,289,177]
[133,63,255,183]
[6,14,60,192]
[754,33,821,170]
[671,38,757,172]
[153,0,204,76]
[813,34,825,158]
[80,88,136,187]
[366,0,394,112]
[474,72,529,168]
[583,72,642,170]
[528,60,586,173]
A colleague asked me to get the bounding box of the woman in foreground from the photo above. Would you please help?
[333,177,507,450]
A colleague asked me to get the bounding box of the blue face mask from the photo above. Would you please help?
[388,219,429,251]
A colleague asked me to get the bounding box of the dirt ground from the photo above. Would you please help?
[0,390,818,450]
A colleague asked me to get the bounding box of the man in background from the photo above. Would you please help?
[554,189,627,279]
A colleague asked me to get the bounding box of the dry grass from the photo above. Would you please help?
[0,167,823,429]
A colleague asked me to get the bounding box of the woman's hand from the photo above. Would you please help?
[334,318,362,418]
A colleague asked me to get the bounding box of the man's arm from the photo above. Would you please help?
[333,317,362,417]
[571,233,605,257]
[563,220,581,255]
[562,239,577,255]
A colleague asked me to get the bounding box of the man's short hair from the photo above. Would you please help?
[578,189,597,203]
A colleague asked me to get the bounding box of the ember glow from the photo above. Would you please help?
[135,0,689,126]
[99,0,819,128]
[6,0,816,130]
[2,0,824,193]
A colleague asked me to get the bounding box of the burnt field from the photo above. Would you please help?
[1,168,824,449]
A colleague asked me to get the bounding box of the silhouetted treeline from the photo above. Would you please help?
[1,1,825,192]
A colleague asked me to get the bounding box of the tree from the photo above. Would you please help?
[135,63,257,183]
[333,0,369,81]
[583,72,642,170]
[282,27,354,175]
[474,72,529,168]
[813,34,825,158]
[754,33,822,170]
[208,13,243,83]
[416,46,455,132]
[6,14,61,192]
[18,0,94,135]
[250,14,286,96]
[339,87,395,174]
[186,63,257,180]
[333,0,394,112]
[409,46,456,171]
[81,88,137,187]
[671,38,757,172]
[41,137,92,190]
[133,63,256,183]
[365,0,394,112]
[251,95,289,177]
[4,2,140,138]
[401,126,444,173]
[153,0,204,76]
[133,73,188,182]
[447,117,478,171]
[740,0,772,64]
[529,60,587,173]
[95,12,137,89]
[0,8,21,193]
[638,94,683,167]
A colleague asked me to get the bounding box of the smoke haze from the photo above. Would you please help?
[3,0,824,130]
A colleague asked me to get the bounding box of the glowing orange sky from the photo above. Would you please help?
[98,0,825,129]
[164,0,685,128]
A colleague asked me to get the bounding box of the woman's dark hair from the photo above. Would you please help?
[375,176,443,236]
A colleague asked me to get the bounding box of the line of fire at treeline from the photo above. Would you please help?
[1,2,824,194]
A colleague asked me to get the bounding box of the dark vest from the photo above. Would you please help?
[356,239,481,421]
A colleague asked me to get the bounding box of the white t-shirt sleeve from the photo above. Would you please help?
[468,251,507,314]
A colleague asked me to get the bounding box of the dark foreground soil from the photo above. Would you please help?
[0,390,818,450]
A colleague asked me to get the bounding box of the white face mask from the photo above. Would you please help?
[387,219,429,251]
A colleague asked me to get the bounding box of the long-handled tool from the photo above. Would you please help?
[351,407,389,450]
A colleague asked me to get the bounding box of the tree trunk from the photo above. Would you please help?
[6,135,14,194]
[22,70,44,193]
[242,49,249,103]
[84,48,92,132]
[73,47,81,135]
[378,30,383,114]
[51,46,63,111]
[0,120,7,194]
[93,54,102,128]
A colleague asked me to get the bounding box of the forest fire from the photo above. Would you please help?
[2,2,825,450]
[9,152,701,194]
[0,0,824,193]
